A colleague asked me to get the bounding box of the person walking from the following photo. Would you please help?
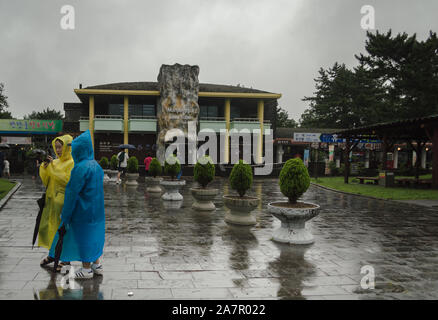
[3,158,10,179]
[144,154,152,176]
[116,149,127,184]
[0,151,4,178]
[50,130,105,279]
[38,135,74,272]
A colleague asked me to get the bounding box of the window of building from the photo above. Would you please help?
[230,105,240,119]
[200,105,218,118]
[108,104,156,117]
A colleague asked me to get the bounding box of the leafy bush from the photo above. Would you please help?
[164,155,181,179]
[194,156,215,188]
[99,157,109,169]
[328,161,339,176]
[127,156,138,174]
[110,155,118,170]
[279,158,310,204]
[229,159,253,197]
[339,163,346,176]
[148,158,162,178]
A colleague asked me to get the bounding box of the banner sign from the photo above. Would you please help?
[1,136,32,145]
[319,133,380,144]
[303,149,310,167]
[0,119,63,134]
[293,133,321,143]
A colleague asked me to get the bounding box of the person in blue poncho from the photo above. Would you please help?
[49,130,105,279]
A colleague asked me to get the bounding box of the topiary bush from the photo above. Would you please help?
[99,157,109,169]
[328,161,339,176]
[279,158,310,204]
[194,155,215,188]
[127,156,138,174]
[148,157,162,178]
[229,159,253,197]
[164,155,181,180]
[110,155,118,170]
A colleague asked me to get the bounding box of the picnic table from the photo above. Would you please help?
[357,176,379,185]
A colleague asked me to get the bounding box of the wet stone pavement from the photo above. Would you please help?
[1,176,438,300]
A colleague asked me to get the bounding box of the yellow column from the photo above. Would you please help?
[224,98,231,163]
[124,96,129,155]
[257,100,264,164]
[89,96,95,150]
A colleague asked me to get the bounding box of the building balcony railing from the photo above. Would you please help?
[230,118,271,132]
[79,115,270,134]
[129,116,157,132]
[79,115,157,132]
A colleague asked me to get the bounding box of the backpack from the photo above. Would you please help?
[118,151,125,165]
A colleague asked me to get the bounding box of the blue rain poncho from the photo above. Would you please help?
[49,130,105,263]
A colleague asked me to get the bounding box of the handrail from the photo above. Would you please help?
[130,116,157,120]
[232,118,271,123]
[199,117,226,121]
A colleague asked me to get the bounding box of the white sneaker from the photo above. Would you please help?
[91,263,103,276]
[73,267,94,279]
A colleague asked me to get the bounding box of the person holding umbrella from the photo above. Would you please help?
[50,130,105,279]
[37,135,74,271]
[116,144,135,184]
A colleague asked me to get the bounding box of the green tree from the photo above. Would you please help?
[0,83,12,119]
[356,30,438,120]
[276,107,298,128]
[24,107,64,120]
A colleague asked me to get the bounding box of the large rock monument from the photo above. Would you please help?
[156,64,200,163]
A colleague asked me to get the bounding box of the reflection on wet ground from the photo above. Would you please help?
[1,176,438,299]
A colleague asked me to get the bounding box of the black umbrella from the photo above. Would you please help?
[53,224,67,273]
[32,191,46,249]
[31,149,46,155]
[118,144,136,150]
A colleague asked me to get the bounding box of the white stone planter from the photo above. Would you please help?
[160,180,186,201]
[223,195,259,226]
[105,169,118,182]
[146,177,163,193]
[103,169,110,182]
[162,199,183,210]
[191,188,218,211]
[125,173,139,186]
[267,202,320,245]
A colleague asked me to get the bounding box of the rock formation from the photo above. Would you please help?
[156,63,200,163]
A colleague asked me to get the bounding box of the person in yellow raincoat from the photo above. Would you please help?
[38,135,74,271]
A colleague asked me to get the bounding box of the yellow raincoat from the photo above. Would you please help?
[38,135,74,249]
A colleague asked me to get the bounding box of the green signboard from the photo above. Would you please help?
[0,119,63,134]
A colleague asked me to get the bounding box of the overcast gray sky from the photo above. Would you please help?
[1,0,437,121]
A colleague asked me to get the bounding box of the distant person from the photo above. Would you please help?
[3,158,10,179]
[50,130,105,279]
[144,154,152,176]
[0,151,4,178]
[116,149,128,184]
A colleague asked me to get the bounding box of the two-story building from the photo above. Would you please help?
[64,77,281,166]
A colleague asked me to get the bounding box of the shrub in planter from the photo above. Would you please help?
[279,158,310,204]
[110,155,118,170]
[127,156,139,173]
[229,159,253,197]
[149,158,162,178]
[99,157,109,169]
[164,155,181,180]
[194,156,215,188]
